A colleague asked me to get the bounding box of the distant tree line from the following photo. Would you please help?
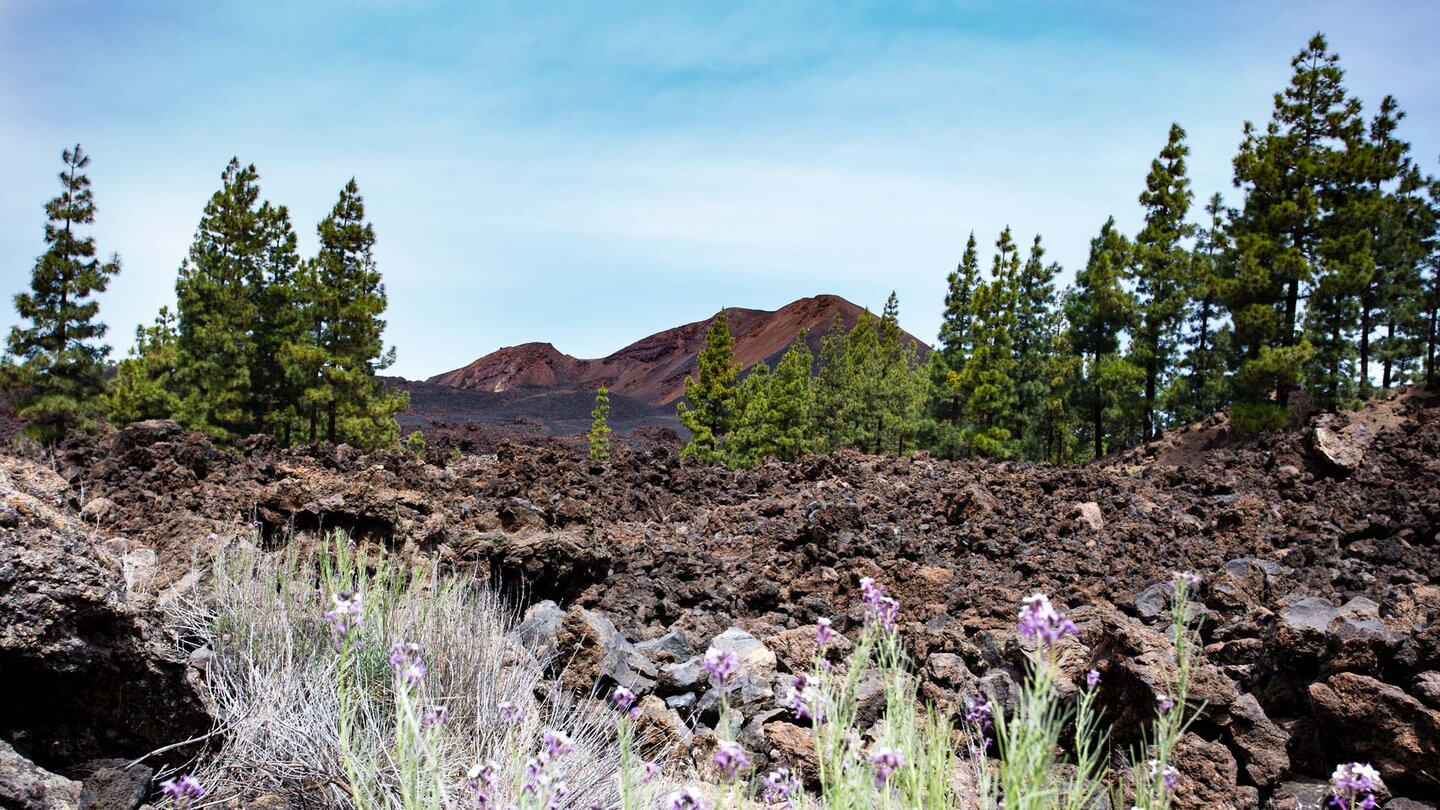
[678,34,1440,466]
[3,152,405,448]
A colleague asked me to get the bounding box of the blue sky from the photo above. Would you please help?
[2,1,1437,379]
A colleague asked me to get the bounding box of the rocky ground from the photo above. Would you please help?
[1,386,1437,808]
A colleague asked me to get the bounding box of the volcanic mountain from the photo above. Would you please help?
[428,295,930,405]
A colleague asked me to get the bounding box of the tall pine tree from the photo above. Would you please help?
[677,309,740,462]
[1065,218,1137,460]
[1168,194,1230,424]
[174,158,265,441]
[1013,234,1060,457]
[4,144,121,442]
[1228,34,1362,423]
[955,228,1019,458]
[294,179,407,448]
[1132,123,1194,441]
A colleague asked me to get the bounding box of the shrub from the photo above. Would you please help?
[168,534,664,808]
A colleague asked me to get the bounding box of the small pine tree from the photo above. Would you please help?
[1169,194,1230,425]
[767,333,815,461]
[589,386,612,461]
[108,307,182,425]
[726,362,775,468]
[812,313,852,452]
[1013,235,1060,458]
[249,201,303,442]
[404,429,427,460]
[677,309,740,462]
[4,144,121,442]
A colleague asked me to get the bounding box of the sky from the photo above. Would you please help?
[2,2,1438,379]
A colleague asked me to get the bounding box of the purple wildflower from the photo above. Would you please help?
[611,686,639,717]
[714,739,750,779]
[642,761,662,783]
[1086,669,1101,689]
[323,591,363,647]
[1172,570,1202,591]
[859,577,882,604]
[965,693,994,751]
[205,532,219,543]
[815,617,837,649]
[499,701,524,727]
[1149,759,1180,791]
[466,760,500,808]
[869,746,906,786]
[665,788,707,810]
[860,578,901,630]
[1156,693,1175,713]
[1017,593,1079,647]
[703,648,739,693]
[543,729,574,760]
[785,674,827,722]
[763,768,800,808]
[160,774,205,808]
[388,642,426,685]
[1329,762,1383,809]
[421,704,449,729]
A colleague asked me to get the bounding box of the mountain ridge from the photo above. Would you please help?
[428,294,930,405]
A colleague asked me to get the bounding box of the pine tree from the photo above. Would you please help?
[1132,123,1194,441]
[1013,235,1060,457]
[677,309,740,462]
[1228,34,1363,422]
[1065,218,1137,460]
[768,333,815,461]
[174,158,264,441]
[938,233,981,368]
[955,228,1019,458]
[926,233,982,446]
[1426,208,1440,383]
[298,180,408,448]
[840,311,883,452]
[108,307,181,425]
[726,361,775,468]
[878,293,928,454]
[1168,194,1230,424]
[589,386,612,461]
[4,144,121,442]
[1361,97,1436,392]
[812,313,852,452]
[250,202,303,442]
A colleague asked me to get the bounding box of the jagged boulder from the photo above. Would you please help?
[1307,672,1440,792]
[555,606,658,692]
[0,739,81,810]
[0,456,210,769]
[1310,414,1374,476]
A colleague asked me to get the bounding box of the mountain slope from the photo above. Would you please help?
[429,294,930,404]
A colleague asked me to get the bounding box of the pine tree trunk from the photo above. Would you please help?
[1382,320,1396,389]
[1092,397,1103,461]
[1359,305,1372,397]
[1427,306,1438,384]
[1143,364,1156,443]
[327,402,337,444]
